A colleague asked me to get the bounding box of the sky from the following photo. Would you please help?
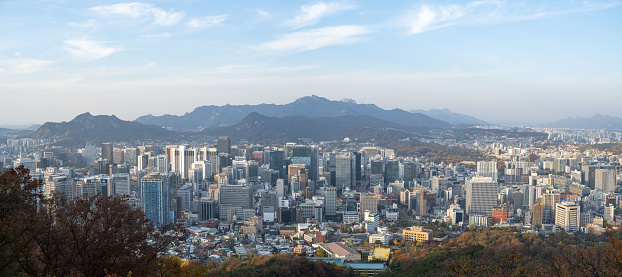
[1,0,621,127]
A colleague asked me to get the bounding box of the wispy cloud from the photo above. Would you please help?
[258,25,371,52]
[403,0,622,34]
[0,53,53,74]
[285,2,356,28]
[256,9,271,19]
[68,19,98,29]
[141,32,171,38]
[214,64,317,74]
[65,39,121,61]
[187,15,227,29]
[90,2,185,26]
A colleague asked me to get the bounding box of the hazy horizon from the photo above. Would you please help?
[1,1,621,126]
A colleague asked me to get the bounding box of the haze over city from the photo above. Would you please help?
[1,0,621,127]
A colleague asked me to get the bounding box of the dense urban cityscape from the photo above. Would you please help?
[2,107,622,275]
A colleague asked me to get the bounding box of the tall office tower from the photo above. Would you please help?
[93,159,110,175]
[595,168,616,192]
[292,144,320,181]
[605,205,615,222]
[542,192,560,224]
[276,179,286,197]
[217,136,231,154]
[176,185,192,214]
[285,142,296,158]
[353,151,362,183]
[140,172,171,227]
[44,175,73,199]
[359,194,379,216]
[155,154,169,173]
[124,148,138,166]
[414,190,427,217]
[522,185,536,210]
[555,201,580,232]
[370,159,384,175]
[269,149,285,178]
[465,177,498,216]
[476,161,498,181]
[336,153,354,190]
[197,198,217,220]
[218,153,232,174]
[112,173,131,196]
[246,161,259,182]
[206,148,219,174]
[101,142,114,162]
[384,159,399,185]
[218,184,252,217]
[113,150,124,164]
[137,154,149,171]
[325,187,337,216]
[84,142,97,166]
[403,161,417,186]
[531,203,543,226]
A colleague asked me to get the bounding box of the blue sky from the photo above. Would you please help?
[1,0,621,126]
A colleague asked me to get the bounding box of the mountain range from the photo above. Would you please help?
[28,113,178,145]
[200,112,419,142]
[544,114,622,130]
[135,95,452,130]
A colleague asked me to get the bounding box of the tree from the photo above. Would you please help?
[0,165,45,275]
[316,248,327,257]
[0,166,172,276]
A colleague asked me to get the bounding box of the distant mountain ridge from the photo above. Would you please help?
[544,114,622,130]
[28,113,178,145]
[135,95,451,130]
[200,112,418,142]
[410,108,488,125]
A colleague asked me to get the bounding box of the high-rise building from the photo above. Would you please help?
[218,184,252,217]
[217,136,231,154]
[196,198,217,221]
[465,177,498,216]
[403,161,418,186]
[336,153,355,190]
[555,201,580,232]
[84,142,97,166]
[370,159,384,175]
[124,148,138,166]
[595,168,616,192]
[101,142,113,162]
[605,205,615,223]
[325,187,337,216]
[359,194,378,215]
[384,159,399,185]
[269,149,285,179]
[140,172,171,227]
[542,192,560,224]
[532,203,543,226]
[476,161,498,181]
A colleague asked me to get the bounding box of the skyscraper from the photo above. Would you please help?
[384,159,399,185]
[465,177,498,216]
[595,168,616,192]
[140,172,171,227]
[101,142,113,162]
[325,187,337,216]
[217,136,231,154]
[269,149,284,178]
[335,153,354,190]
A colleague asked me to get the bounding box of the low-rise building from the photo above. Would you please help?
[403,226,432,242]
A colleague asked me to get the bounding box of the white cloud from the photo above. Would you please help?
[68,19,98,29]
[258,25,371,52]
[187,15,227,29]
[90,2,185,26]
[65,39,121,61]
[214,64,317,74]
[0,53,53,74]
[256,9,271,18]
[403,0,622,34]
[285,2,356,28]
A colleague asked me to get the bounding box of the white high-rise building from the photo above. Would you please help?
[476,161,498,181]
[466,177,498,216]
[555,201,580,232]
[595,168,616,192]
[325,187,337,216]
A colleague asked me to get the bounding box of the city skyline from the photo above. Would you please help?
[1,0,621,126]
